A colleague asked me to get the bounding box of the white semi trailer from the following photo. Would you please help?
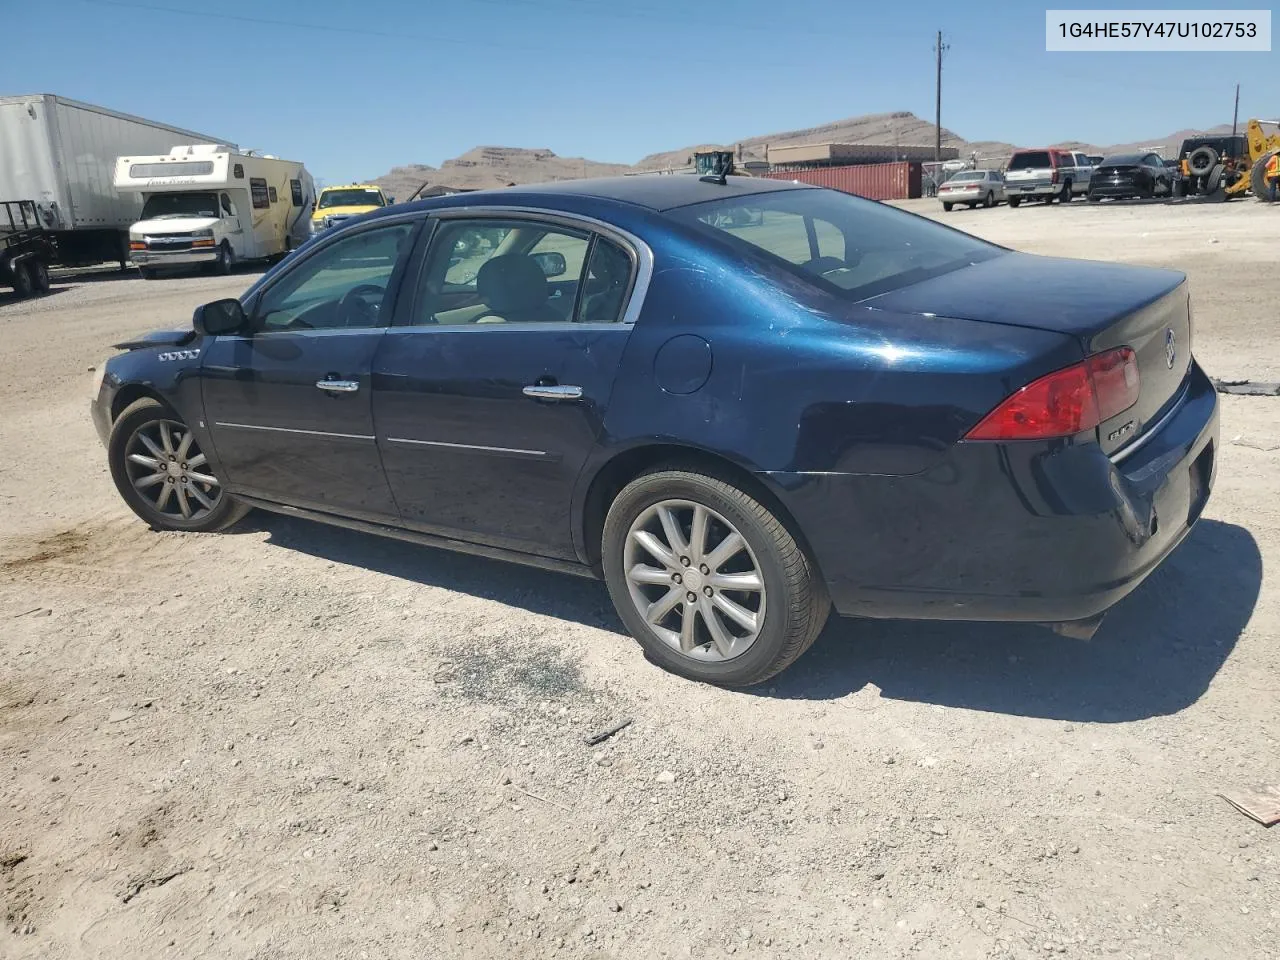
[0,94,235,268]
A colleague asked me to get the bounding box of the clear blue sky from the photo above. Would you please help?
[5,0,1275,183]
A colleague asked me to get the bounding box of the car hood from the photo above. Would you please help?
[131,216,219,235]
[864,252,1183,339]
[112,328,197,351]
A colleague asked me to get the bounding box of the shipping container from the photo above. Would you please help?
[0,94,234,267]
[763,161,922,201]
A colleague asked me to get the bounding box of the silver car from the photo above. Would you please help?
[938,170,1005,211]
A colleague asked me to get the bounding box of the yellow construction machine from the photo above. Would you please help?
[1243,119,1280,201]
[1178,119,1280,200]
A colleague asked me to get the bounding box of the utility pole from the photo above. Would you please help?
[934,31,949,162]
[1231,82,1240,137]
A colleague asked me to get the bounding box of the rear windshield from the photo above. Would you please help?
[669,188,1002,302]
[1102,154,1144,165]
[1008,151,1051,169]
[949,172,984,182]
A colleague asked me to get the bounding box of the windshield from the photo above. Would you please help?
[318,189,383,209]
[671,188,1002,302]
[1008,151,1051,169]
[140,192,219,220]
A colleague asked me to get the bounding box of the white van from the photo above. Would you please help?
[113,145,314,277]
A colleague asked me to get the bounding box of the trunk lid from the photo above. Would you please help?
[868,252,1192,456]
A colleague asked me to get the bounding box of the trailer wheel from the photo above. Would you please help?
[1251,151,1279,202]
[30,260,50,294]
[10,262,35,299]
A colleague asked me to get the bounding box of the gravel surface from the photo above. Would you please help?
[2,200,1278,960]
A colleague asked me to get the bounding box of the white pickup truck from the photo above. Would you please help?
[1003,149,1094,207]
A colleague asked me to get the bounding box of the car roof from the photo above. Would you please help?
[388,175,811,216]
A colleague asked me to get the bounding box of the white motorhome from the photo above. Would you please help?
[113,145,314,277]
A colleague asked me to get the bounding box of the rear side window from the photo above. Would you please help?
[672,188,1001,302]
[1008,151,1051,169]
[290,179,304,206]
[250,178,270,210]
[268,186,278,204]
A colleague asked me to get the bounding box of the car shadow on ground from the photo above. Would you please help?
[247,514,1259,723]
[762,518,1260,721]
[0,287,68,308]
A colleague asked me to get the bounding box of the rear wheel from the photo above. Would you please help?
[602,469,829,687]
[983,191,994,208]
[1008,196,1021,208]
[1205,163,1225,195]
[942,202,953,211]
[1058,181,1073,203]
[108,398,249,532]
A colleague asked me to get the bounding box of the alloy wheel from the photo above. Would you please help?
[123,419,221,521]
[623,499,766,662]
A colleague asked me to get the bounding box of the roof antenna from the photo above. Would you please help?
[698,150,733,185]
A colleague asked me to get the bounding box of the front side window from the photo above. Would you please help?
[220,193,234,217]
[413,219,595,326]
[255,222,415,331]
[671,188,1001,301]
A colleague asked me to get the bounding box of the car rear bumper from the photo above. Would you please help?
[1090,177,1148,197]
[770,362,1219,623]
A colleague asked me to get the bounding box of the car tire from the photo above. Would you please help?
[1205,163,1225,195]
[1186,145,1218,177]
[211,242,233,276]
[1008,197,1021,208]
[983,191,994,208]
[601,468,830,687]
[942,202,953,211]
[10,261,35,299]
[108,397,249,533]
[1058,182,1072,203]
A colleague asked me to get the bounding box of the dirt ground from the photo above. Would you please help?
[1,199,1278,960]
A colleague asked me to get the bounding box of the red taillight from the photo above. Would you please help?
[965,347,1139,441]
[1050,169,1060,184]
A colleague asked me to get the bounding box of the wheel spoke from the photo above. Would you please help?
[176,430,194,460]
[155,482,174,511]
[712,592,759,633]
[645,586,684,625]
[133,473,165,489]
[657,505,688,557]
[138,433,166,460]
[677,602,697,652]
[186,453,207,469]
[128,453,161,469]
[709,570,763,592]
[632,530,675,569]
[698,598,735,658]
[186,482,214,510]
[159,422,176,456]
[174,484,192,518]
[629,563,673,587]
[704,531,745,573]
[187,471,220,488]
[688,505,708,562]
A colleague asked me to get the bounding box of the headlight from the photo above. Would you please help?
[310,218,327,233]
[91,361,107,399]
[194,228,214,238]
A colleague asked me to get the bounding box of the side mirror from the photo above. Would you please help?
[386,196,396,204]
[531,250,567,278]
[193,298,247,336]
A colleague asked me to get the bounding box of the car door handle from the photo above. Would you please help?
[522,384,583,401]
[316,379,359,393]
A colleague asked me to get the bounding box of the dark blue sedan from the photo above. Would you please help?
[91,175,1218,686]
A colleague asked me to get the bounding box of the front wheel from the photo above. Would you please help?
[108,397,249,532]
[211,242,233,276]
[1008,196,1021,208]
[602,469,829,686]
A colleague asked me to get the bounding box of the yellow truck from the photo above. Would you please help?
[310,183,392,236]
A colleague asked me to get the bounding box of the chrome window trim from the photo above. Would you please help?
[385,437,548,457]
[415,205,655,327]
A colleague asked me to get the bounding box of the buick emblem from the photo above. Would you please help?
[1164,328,1177,369]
